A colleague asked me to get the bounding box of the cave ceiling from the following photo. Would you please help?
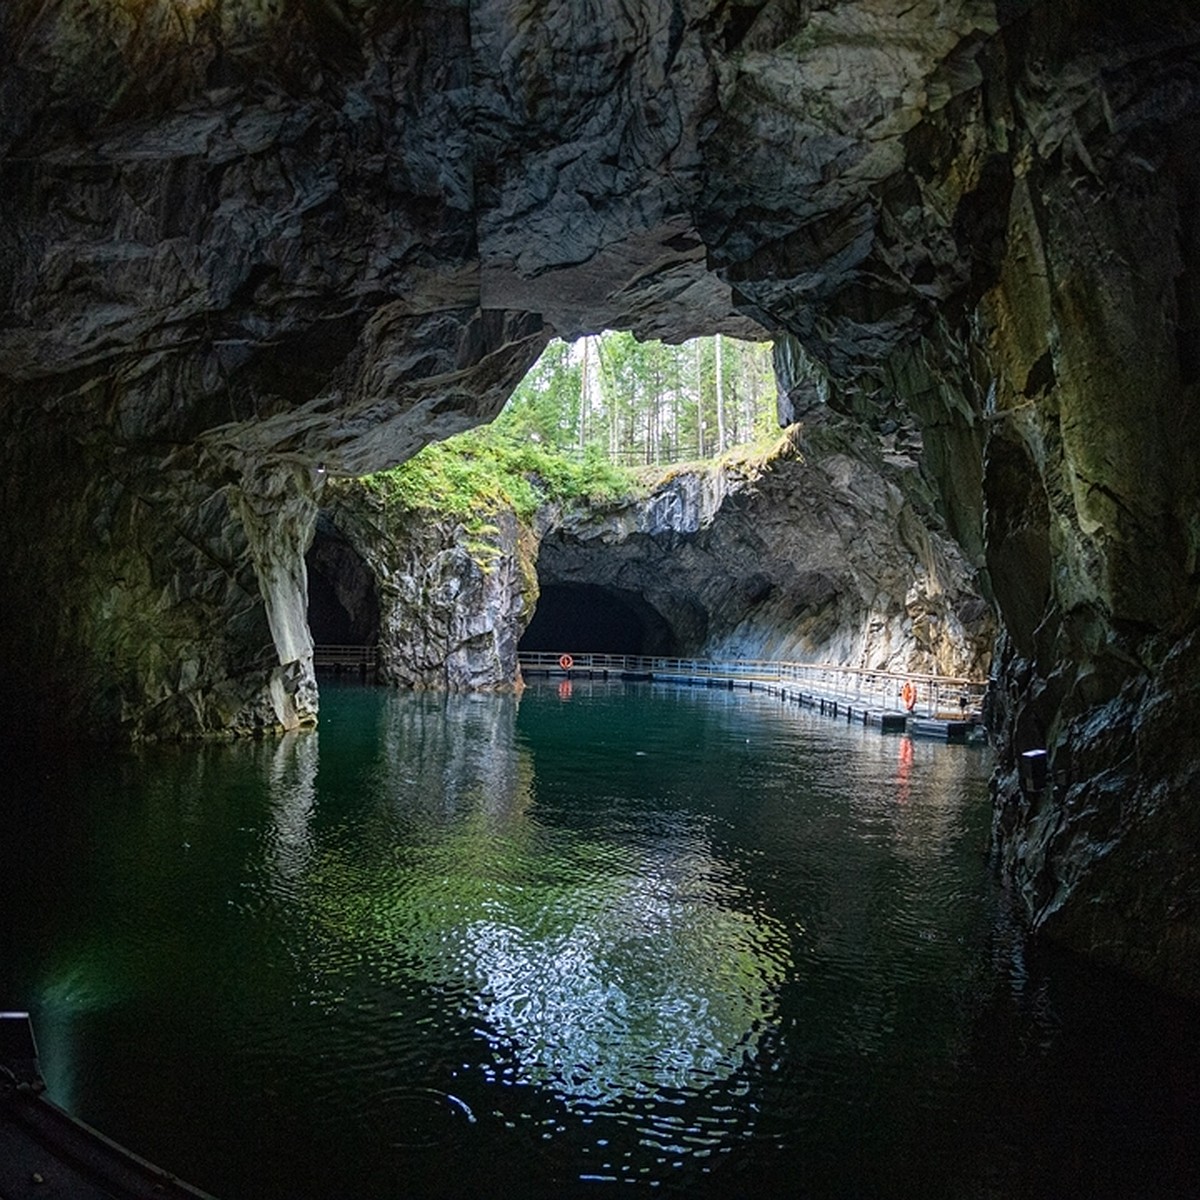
[0,0,1020,476]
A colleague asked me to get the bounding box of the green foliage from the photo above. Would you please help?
[357,331,777,529]
[499,332,778,463]
[362,426,640,525]
[496,338,583,445]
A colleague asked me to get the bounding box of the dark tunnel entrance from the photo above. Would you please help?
[519,583,678,657]
[306,517,380,648]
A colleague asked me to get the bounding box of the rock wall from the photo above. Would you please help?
[972,21,1200,992]
[318,423,992,689]
[2,0,1199,990]
[538,420,993,677]
[0,414,320,740]
[318,480,537,690]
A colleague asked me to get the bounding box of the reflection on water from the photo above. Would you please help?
[265,731,319,883]
[459,857,787,1110]
[275,690,786,1126]
[2,681,1198,1200]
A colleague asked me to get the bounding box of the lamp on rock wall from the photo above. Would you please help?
[1018,748,1048,796]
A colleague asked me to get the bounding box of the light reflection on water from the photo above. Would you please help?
[272,686,790,1143]
[3,680,1198,1199]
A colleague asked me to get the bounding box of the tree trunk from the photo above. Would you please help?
[715,333,726,454]
[578,336,589,451]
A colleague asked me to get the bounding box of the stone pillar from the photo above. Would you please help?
[232,465,321,732]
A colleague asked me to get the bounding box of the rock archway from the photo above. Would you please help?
[528,429,992,677]
[306,517,380,648]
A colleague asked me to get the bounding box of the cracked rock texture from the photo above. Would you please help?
[1,0,1199,991]
[314,420,992,692]
[537,419,993,676]
[317,482,537,690]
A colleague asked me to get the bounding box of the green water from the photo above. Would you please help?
[2,680,1197,1198]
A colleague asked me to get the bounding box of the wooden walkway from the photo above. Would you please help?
[517,653,985,742]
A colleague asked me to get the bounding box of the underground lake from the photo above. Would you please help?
[3,680,1198,1199]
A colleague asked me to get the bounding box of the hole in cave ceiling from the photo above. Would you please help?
[500,330,776,463]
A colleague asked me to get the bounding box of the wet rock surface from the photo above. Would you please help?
[314,420,992,691]
[1,1,1199,989]
[538,418,993,677]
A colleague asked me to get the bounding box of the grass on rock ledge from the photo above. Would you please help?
[356,424,801,532]
[359,428,643,521]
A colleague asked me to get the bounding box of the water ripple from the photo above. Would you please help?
[5,683,1020,1200]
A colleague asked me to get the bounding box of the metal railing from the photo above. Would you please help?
[313,644,378,671]
[550,443,704,466]
[516,652,986,718]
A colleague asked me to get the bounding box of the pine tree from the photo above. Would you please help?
[499,333,776,463]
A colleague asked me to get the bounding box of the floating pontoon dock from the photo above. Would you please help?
[517,653,986,742]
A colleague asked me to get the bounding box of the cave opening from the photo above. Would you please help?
[305,517,380,647]
[498,331,776,464]
[519,583,678,657]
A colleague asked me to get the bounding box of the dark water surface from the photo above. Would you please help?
[2,681,1198,1199]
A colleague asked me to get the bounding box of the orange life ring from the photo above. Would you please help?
[559,654,574,671]
[901,681,917,712]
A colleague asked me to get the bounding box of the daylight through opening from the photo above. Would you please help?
[499,331,776,464]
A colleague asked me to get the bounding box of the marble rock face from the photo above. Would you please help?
[537,416,993,678]
[2,1,1200,991]
[314,419,993,693]
[316,482,537,692]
